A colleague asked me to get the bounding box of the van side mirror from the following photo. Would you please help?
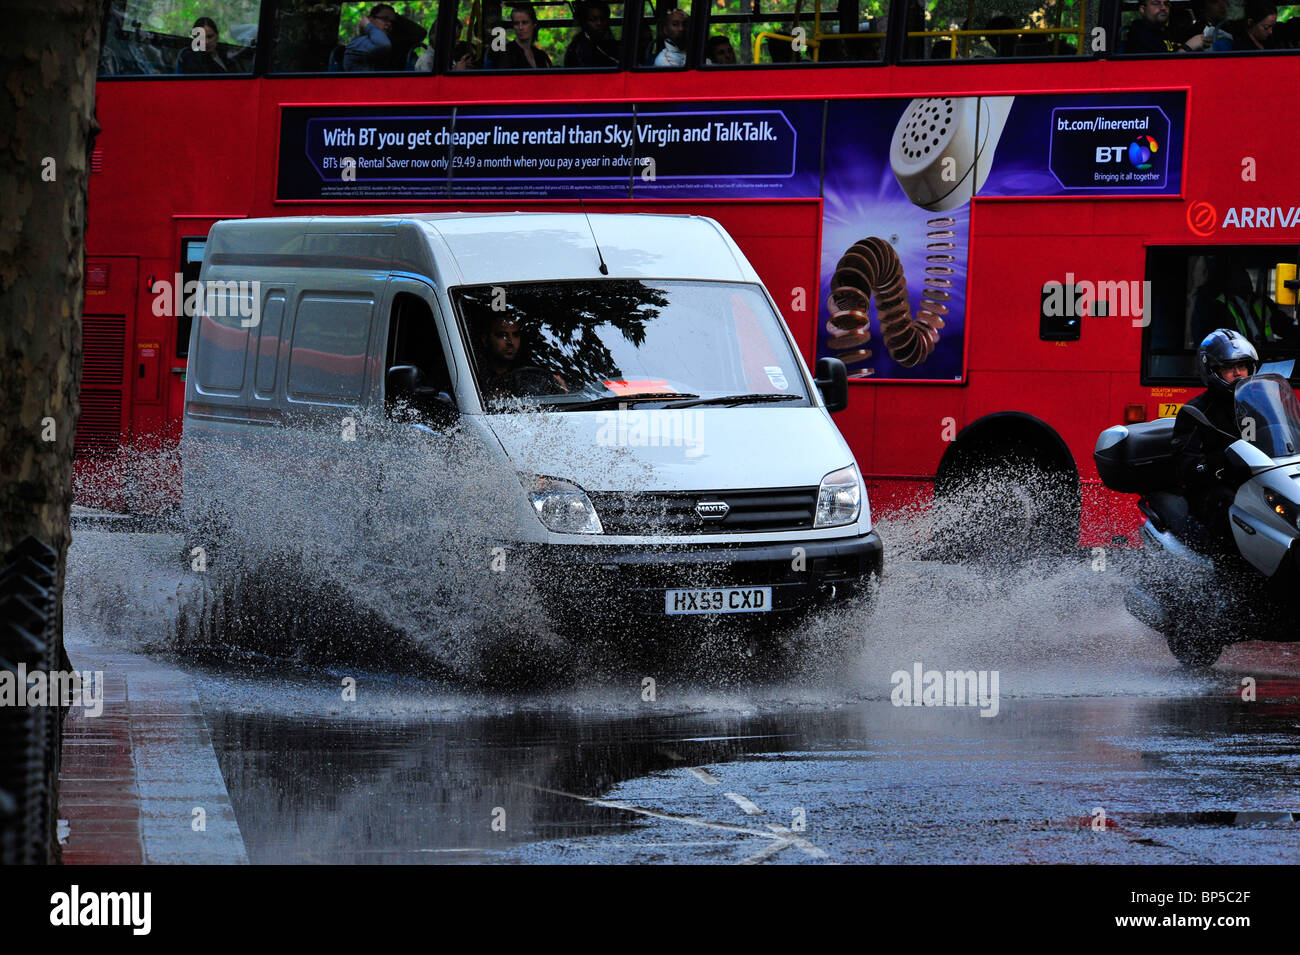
[387,365,424,399]
[387,365,457,424]
[814,357,849,414]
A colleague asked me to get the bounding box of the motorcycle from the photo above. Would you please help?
[1095,366,1300,667]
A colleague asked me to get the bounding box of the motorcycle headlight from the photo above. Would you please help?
[815,464,863,528]
[1262,488,1300,529]
[525,475,603,534]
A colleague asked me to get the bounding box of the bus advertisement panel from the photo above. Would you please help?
[278,91,1185,383]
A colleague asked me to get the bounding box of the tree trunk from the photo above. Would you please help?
[0,0,104,863]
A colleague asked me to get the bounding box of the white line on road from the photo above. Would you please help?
[725,792,764,816]
[765,823,829,859]
[522,784,830,865]
[689,767,720,785]
[526,785,785,839]
[740,838,795,865]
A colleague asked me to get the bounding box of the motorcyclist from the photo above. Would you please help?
[1171,328,1259,552]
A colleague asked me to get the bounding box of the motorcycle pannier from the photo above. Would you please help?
[1094,417,1178,494]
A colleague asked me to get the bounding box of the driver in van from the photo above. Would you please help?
[1171,328,1259,552]
[477,315,567,399]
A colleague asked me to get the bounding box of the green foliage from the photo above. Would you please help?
[699,0,889,64]
[339,1,441,42]
[125,0,262,37]
[926,0,1091,30]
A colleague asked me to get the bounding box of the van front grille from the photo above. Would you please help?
[589,487,819,536]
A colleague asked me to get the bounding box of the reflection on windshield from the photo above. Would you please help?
[453,280,809,412]
[1236,374,1300,458]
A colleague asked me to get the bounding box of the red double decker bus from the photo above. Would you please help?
[83,0,1300,548]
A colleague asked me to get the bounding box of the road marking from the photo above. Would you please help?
[526,785,781,839]
[674,734,792,743]
[523,783,830,865]
[765,823,829,859]
[740,839,793,865]
[725,792,764,816]
[689,767,719,785]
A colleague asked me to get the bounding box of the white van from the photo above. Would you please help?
[182,213,881,640]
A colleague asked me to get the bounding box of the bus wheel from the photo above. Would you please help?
[932,445,1078,564]
[1166,629,1224,669]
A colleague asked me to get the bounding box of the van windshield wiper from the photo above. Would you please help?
[663,394,803,409]
[552,392,700,411]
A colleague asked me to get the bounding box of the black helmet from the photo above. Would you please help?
[1197,328,1259,397]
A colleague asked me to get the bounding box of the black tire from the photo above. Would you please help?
[1166,629,1225,669]
[932,444,1078,564]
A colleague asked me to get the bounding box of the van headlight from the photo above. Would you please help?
[526,475,604,534]
[814,465,862,528]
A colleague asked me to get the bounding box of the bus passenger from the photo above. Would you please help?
[565,0,620,67]
[345,4,397,71]
[651,8,689,66]
[494,4,552,68]
[765,20,806,62]
[1183,0,1233,49]
[177,17,232,73]
[1226,0,1278,49]
[706,35,737,64]
[1121,0,1206,52]
[970,16,1018,57]
[415,22,471,70]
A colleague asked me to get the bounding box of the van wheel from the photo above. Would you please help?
[931,445,1078,564]
[1166,630,1225,669]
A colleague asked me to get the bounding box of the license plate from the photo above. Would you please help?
[665,587,772,615]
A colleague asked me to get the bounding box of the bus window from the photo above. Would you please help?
[1117,0,1297,55]
[99,0,258,76]
[270,1,437,72]
[451,0,625,70]
[902,0,1096,60]
[638,1,696,67]
[1143,245,1300,384]
[702,0,886,65]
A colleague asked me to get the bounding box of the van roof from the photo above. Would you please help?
[205,213,759,286]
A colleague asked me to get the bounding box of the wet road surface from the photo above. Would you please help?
[65,528,1300,864]
[200,681,1300,864]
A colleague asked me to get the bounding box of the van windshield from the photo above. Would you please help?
[452,280,812,413]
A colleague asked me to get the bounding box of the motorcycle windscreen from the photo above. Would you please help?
[1235,374,1300,458]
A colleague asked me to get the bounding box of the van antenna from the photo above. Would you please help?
[580,199,609,275]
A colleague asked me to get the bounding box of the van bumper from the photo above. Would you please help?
[520,531,883,621]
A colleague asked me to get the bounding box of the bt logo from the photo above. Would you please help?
[1096,135,1160,168]
[1128,134,1159,170]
